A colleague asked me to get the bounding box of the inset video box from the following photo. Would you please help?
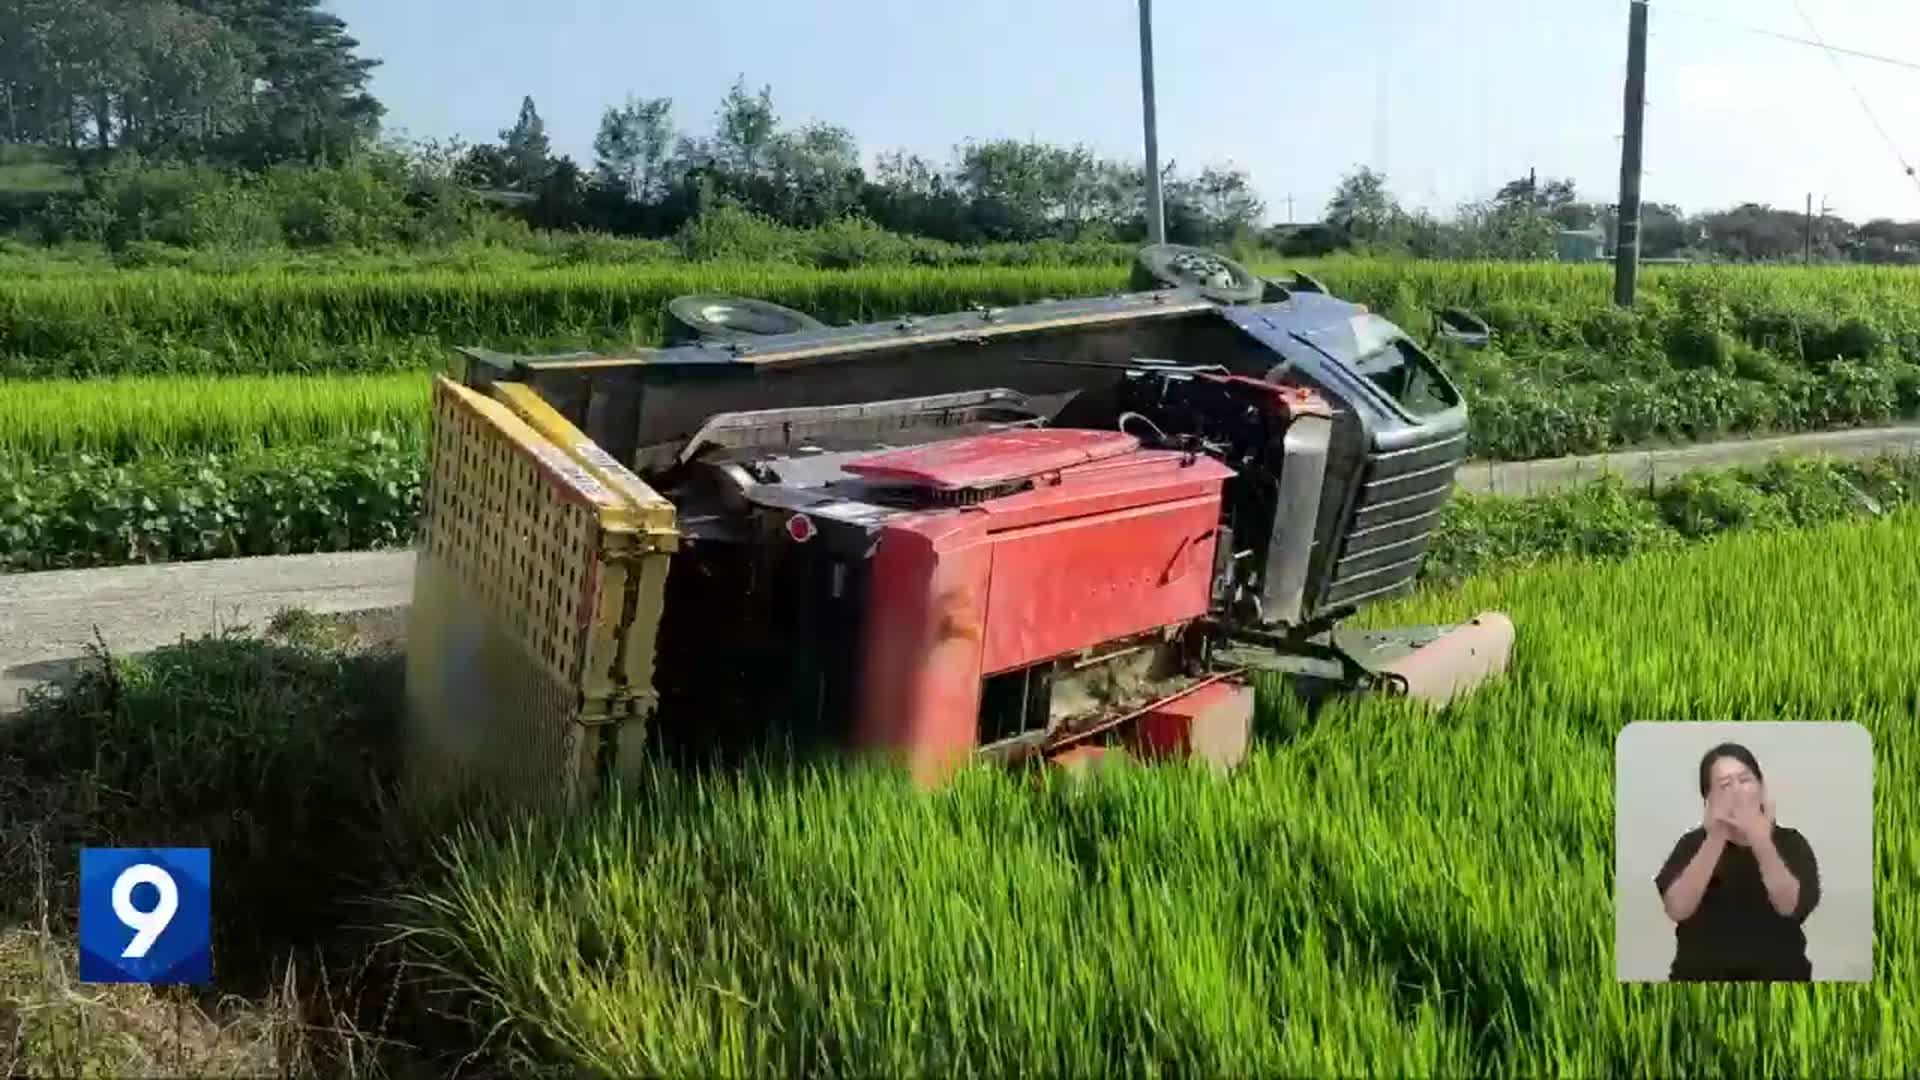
[1613,721,1873,984]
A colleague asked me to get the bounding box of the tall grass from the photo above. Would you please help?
[6,259,1920,457]
[0,373,428,458]
[9,258,1920,379]
[0,263,1131,377]
[396,510,1920,1077]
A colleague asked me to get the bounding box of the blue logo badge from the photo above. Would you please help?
[78,848,212,985]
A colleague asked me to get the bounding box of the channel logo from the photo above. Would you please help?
[78,848,212,985]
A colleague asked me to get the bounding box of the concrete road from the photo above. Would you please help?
[1456,423,1920,496]
[1,550,411,715]
[5,422,1918,712]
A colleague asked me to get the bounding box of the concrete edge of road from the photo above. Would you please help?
[1454,423,1920,496]
[1,550,415,717]
[5,423,1919,712]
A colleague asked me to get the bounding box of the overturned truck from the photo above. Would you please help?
[402,245,1513,804]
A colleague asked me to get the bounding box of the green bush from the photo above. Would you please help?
[0,431,421,571]
[1425,452,1920,584]
[672,203,804,263]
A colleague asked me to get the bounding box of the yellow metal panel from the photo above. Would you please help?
[488,382,678,540]
[403,375,675,809]
[488,378,680,718]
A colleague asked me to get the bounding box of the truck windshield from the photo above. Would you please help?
[1291,314,1459,418]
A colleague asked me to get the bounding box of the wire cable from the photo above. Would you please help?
[1654,4,1920,76]
[1784,0,1920,196]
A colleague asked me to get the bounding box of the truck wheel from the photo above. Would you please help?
[664,294,825,347]
[1130,244,1266,304]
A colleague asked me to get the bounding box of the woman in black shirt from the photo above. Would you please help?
[1653,742,1822,981]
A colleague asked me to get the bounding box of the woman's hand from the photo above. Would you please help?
[1728,795,1774,849]
[1704,788,1739,840]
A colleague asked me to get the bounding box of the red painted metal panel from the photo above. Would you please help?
[855,513,993,784]
[854,440,1234,779]
[972,450,1232,533]
[979,493,1223,675]
[844,429,1140,490]
[1128,680,1254,760]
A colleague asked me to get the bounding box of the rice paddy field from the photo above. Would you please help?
[7,236,1920,1071]
[0,372,427,458]
[2,256,1920,572]
[389,508,1919,1076]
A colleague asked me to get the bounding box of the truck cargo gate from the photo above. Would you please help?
[404,376,677,811]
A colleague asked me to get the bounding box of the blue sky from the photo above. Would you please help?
[327,0,1920,224]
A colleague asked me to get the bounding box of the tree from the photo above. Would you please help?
[763,120,861,225]
[1325,167,1399,247]
[529,154,588,230]
[1191,164,1265,239]
[1855,218,1920,265]
[951,138,1120,241]
[1696,203,1806,262]
[713,76,776,177]
[1494,173,1577,215]
[1453,172,1578,260]
[864,149,971,241]
[188,0,383,165]
[1454,195,1559,259]
[592,95,674,202]
[118,3,255,155]
[452,142,514,189]
[0,1,380,163]
[499,95,551,190]
[0,0,130,149]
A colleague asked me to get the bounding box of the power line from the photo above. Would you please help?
[1656,5,1920,76]
[1783,0,1920,197]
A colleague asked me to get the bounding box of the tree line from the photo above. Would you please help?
[0,0,381,167]
[441,80,1268,248]
[1309,166,1920,266]
[6,1,1920,264]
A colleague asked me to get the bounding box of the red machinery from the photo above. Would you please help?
[404,246,1516,803]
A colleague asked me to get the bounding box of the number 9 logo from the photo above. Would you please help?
[78,847,210,986]
[111,863,179,959]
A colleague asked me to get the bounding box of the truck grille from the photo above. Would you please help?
[1319,430,1468,609]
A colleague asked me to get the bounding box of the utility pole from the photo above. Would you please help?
[1614,0,1649,306]
[1805,193,1814,265]
[1139,0,1165,244]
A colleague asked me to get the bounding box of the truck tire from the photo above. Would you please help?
[1130,244,1266,305]
[665,295,825,346]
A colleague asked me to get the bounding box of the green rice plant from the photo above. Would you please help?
[10,257,1920,458]
[0,373,429,459]
[0,263,1132,378]
[394,510,1920,1077]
